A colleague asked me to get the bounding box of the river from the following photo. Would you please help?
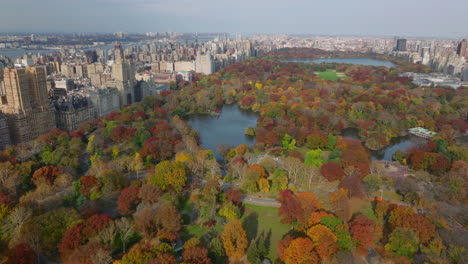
[282,57,396,68]
[0,44,123,60]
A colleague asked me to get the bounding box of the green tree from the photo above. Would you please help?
[363,174,382,192]
[304,149,323,167]
[385,227,419,257]
[282,134,296,151]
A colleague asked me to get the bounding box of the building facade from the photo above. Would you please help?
[0,66,56,143]
[394,38,407,52]
[88,87,121,118]
[457,39,468,59]
[54,95,95,131]
[0,112,11,148]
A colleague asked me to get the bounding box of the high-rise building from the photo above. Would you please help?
[0,66,55,143]
[195,51,214,75]
[457,39,468,59]
[394,38,407,52]
[0,112,11,149]
[88,87,121,118]
[462,64,468,82]
[112,43,136,105]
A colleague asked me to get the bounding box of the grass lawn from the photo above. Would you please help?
[241,204,291,261]
[317,70,339,81]
[182,221,224,240]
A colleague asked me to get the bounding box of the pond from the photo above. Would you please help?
[342,128,427,161]
[187,104,258,160]
[282,57,396,68]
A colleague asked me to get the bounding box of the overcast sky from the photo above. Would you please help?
[1,0,467,38]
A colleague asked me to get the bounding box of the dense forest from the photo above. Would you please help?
[0,48,466,264]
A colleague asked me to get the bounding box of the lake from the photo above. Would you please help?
[282,57,396,68]
[187,104,258,160]
[188,107,421,161]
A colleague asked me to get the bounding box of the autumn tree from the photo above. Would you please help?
[5,243,38,264]
[277,189,303,225]
[138,184,162,205]
[182,247,213,264]
[221,219,248,261]
[79,175,99,196]
[148,161,187,193]
[320,162,345,182]
[388,205,435,244]
[385,227,419,257]
[155,204,182,234]
[32,165,60,186]
[117,186,141,215]
[226,188,242,205]
[283,237,319,264]
[349,214,376,255]
[329,188,350,222]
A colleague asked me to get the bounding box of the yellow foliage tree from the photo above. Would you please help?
[175,152,193,163]
[257,178,270,193]
[221,219,248,261]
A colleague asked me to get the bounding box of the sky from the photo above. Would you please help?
[0,0,467,38]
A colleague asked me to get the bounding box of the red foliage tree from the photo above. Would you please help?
[111,126,136,142]
[226,188,242,206]
[339,175,365,198]
[277,190,303,225]
[320,162,345,182]
[182,247,213,264]
[82,214,112,238]
[0,191,14,205]
[5,243,38,264]
[58,224,85,258]
[59,213,112,259]
[349,214,376,255]
[79,175,98,196]
[117,186,141,215]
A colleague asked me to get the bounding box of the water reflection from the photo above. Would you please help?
[187,104,258,160]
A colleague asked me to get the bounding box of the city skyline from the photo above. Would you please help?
[1,0,467,38]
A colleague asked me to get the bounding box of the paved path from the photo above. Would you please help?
[242,195,280,208]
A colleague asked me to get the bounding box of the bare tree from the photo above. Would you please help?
[281,157,305,185]
[90,248,113,264]
[116,217,134,254]
[1,206,32,245]
[91,221,117,247]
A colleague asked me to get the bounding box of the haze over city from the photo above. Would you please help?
[0,1,467,264]
[1,0,468,37]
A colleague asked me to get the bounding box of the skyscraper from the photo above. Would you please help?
[394,38,407,52]
[0,66,55,143]
[112,43,136,105]
[457,39,468,59]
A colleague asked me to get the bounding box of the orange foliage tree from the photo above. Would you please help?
[221,219,248,261]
